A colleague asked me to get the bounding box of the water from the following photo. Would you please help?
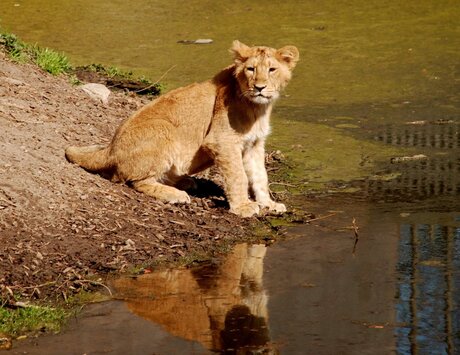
[266,203,460,354]
[2,1,459,354]
[396,222,460,354]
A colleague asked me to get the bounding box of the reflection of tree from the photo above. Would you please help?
[376,123,459,150]
[368,123,460,200]
[113,243,274,353]
[395,223,460,354]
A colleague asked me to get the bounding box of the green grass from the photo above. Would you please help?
[0,305,69,337]
[32,45,71,75]
[0,31,71,75]
[0,32,28,62]
[81,63,127,78]
[0,30,162,94]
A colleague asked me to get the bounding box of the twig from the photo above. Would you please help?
[8,281,56,290]
[74,280,113,296]
[268,182,298,188]
[134,65,177,93]
[308,213,337,223]
[0,196,16,207]
[268,181,299,199]
[352,217,359,254]
[8,113,43,124]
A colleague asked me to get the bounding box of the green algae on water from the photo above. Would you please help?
[268,117,405,192]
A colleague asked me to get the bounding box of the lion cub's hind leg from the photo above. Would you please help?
[133,177,191,204]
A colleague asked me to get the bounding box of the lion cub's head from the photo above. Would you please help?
[231,40,299,105]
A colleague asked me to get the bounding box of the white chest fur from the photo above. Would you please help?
[243,107,272,145]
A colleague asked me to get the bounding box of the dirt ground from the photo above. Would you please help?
[0,51,277,303]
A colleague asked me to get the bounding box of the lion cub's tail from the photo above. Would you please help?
[65,145,111,172]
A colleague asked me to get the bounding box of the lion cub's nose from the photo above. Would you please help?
[254,84,266,92]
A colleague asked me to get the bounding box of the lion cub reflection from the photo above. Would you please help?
[66,41,299,217]
[114,244,272,353]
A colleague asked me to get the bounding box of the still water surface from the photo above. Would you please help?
[2,1,459,354]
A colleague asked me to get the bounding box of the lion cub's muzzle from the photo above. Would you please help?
[249,85,278,104]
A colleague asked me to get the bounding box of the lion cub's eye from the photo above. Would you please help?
[269,67,277,73]
[246,67,255,72]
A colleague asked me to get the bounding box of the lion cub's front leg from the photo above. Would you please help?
[243,140,286,214]
[215,146,260,218]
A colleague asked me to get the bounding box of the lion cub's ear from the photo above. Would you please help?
[230,40,251,64]
[276,46,300,70]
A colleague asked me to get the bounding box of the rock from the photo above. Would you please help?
[390,154,428,163]
[80,83,111,104]
[177,38,213,45]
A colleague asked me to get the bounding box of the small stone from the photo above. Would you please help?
[80,83,111,104]
[177,38,213,45]
[194,38,213,44]
[390,154,427,163]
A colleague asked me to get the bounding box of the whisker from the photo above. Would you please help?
[239,90,252,99]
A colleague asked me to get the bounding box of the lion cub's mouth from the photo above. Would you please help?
[255,92,268,97]
[252,90,278,102]
[249,94,273,105]
[241,88,278,104]
[252,91,273,99]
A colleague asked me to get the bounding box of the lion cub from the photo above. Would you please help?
[66,41,299,217]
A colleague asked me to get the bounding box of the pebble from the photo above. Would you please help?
[80,83,111,104]
[177,39,213,45]
[390,154,428,163]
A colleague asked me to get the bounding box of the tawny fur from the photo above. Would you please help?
[65,41,299,217]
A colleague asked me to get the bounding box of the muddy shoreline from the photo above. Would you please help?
[0,50,288,305]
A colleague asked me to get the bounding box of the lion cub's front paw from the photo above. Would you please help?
[161,189,191,204]
[230,201,260,218]
[266,201,287,214]
[171,190,191,204]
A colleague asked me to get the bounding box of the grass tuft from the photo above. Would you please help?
[0,31,71,75]
[0,306,69,337]
[0,32,28,62]
[0,29,162,94]
[32,45,71,75]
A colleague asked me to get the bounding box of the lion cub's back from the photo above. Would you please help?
[134,81,216,128]
[112,80,217,155]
